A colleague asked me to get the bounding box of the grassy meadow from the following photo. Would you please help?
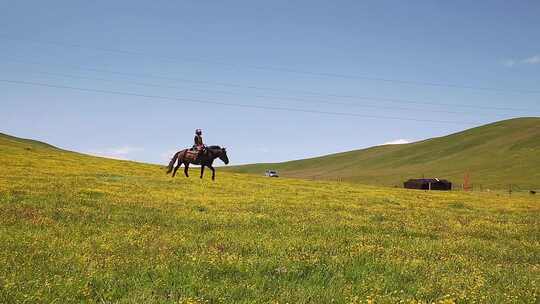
[0,133,539,303]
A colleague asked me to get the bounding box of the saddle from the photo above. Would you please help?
[185,148,203,162]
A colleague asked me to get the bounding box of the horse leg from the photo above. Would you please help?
[200,165,205,179]
[184,162,190,177]
[172,161,182,177]
[208,165,216,181]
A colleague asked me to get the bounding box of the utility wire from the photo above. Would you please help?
[3,56,534,113]
[2,35,539,94]
[23,69,491,116]
[0,78,480,125]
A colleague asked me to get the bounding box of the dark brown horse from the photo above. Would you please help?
[166,145,229,180]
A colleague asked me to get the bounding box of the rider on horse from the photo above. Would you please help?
[193,129,205,154]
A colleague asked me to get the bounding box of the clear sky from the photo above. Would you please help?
[1,1,539,165]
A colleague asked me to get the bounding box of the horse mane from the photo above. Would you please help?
[206,145,221,150]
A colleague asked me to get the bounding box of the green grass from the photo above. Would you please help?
[0,132,539,303]
[226,117,540,189]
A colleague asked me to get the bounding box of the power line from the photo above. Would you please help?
[22,69,490,116]
[2,35,539,94]
[3,56,534,113]
[0,78,480,125]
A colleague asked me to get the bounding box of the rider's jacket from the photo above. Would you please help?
[194,135,204,148]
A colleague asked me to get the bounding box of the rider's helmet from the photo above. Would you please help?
[195,129,202,135]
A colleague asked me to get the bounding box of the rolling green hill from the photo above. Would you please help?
[227,117,540,189]
[0,132,61,150]
[0,130,539,303]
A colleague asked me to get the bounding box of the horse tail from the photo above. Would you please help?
[166,151,181,174]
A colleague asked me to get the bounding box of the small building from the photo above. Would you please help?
[404,178,452,190]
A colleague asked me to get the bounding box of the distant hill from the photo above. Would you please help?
[226,117,540,189]
[0,132,61,151]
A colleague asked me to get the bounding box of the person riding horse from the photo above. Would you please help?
[193,129,205,155]
[166,129,229,180]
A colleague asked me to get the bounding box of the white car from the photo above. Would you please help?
[265,170,279,177]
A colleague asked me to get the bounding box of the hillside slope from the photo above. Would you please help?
[0,132,61,150]
[227,117,540,189]
[0,131,539,303]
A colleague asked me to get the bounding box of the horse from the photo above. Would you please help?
[166,145,229,180]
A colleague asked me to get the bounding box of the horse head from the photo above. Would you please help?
[219,147,229,165]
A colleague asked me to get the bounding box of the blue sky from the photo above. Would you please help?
[1,1,539,165]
